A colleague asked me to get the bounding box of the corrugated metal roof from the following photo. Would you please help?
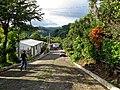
[20,39,43,46]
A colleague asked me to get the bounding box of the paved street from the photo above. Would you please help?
[0,50,107,90]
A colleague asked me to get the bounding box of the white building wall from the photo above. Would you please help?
[19,40,43,57]
[35,45,37,56]
[35,44,41,56]
[20,43,31,54]
[31,45,41,57]
[40,42,43,48]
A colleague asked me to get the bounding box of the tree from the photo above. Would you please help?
[30,32,40,40]
[7,31,18,63]
[52,24,70,39]
[89,0,99,19]
[0,0,44,63]
[98,0,120,24]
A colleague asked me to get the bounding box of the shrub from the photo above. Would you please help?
[67,51,74,56]
[8,53,18,63]
[102,39,120,71]
[71,52,81,62]
[0,46,4,63]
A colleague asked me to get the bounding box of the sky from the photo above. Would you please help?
[32,0,90,27]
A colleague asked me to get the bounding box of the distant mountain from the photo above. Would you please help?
[25,25,69,38]
[43,27,60,32]
[28,26,60,36]
[38,26,60,36]
[51,24,71,39]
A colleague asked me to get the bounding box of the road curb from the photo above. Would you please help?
[0,52,50,73]
[73,62,120,90]
[0,64,20,73]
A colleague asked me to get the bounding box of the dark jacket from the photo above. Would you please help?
[21,53,27,60]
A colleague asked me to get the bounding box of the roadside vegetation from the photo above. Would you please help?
[0,0,44,67]
[0,0,60,67]
[53,0,120,87]
[0,0,120,88]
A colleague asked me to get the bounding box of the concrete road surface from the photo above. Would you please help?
[0,50,108,90]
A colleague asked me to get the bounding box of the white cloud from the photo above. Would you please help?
[37,0,89,8]
[34,0,89,27]
[44,15,78,26]
[37,0,64,8]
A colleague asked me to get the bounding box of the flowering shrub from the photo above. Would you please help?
[89,26,103,48]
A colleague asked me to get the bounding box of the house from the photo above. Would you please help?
[52,43,60,48]
[20,39,43,57]
[52,43,60,49]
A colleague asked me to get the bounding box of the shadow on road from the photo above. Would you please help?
[0,78,73,90]
[0,64,107,90]
[41,53,60,60]
[28,64,103,85]
[0,50,107,90]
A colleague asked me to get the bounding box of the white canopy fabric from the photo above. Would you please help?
[20,39,43,46]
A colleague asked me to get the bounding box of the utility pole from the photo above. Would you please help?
[48,32,50,50]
